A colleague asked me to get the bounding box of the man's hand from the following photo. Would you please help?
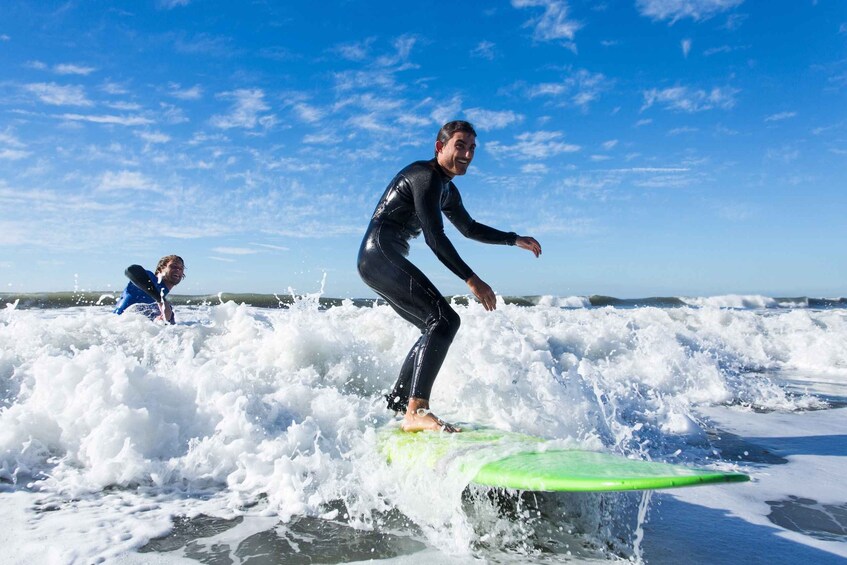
[466,274,497,311]
[515,236,542,257]
[157,300,175,324]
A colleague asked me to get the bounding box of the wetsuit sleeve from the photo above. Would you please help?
[411,174,476,281]
[125,265,166,302]
[442,186,518,245]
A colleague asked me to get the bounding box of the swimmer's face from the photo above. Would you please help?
[436,131,476,177]
[160,259,185,287]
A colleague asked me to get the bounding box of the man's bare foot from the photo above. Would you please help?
[401,398,461,433]
[401,410,461,433]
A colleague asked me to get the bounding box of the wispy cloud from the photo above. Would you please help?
[521,163,549,174]
[137,131,171,143]
[332,38,375,62]
[54,63,97,76]
[524,69,610,109]
[681,38,692,57]
[486,130,580,160]
[375,35,418,68]
[168,83,203,100]
[764,111,797,122]
[211,89,275,130]
[57,113,153,126]
[642,85,738,112]
[211,247,259,255]
[472,41,497,60]
[98,170,159,192]
[512,0,583,45]
[636,0,744,23]
[0,149,31,160]
[464,108,524,131]
[24,82,93,106]
[292,102,325,124]
[251,243,289,252]
[158,0,191,8]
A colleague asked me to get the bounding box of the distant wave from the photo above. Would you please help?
[2,292,845,310]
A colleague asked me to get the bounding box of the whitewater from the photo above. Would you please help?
[1,292,845,564]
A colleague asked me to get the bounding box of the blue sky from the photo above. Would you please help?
[1,0,845,299]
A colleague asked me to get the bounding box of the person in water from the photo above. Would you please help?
[113,255,185,324]
[357,121,542,433]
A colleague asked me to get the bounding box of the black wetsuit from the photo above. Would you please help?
[357,159,517,412]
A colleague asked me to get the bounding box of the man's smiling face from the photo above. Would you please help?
[436,131,476,178]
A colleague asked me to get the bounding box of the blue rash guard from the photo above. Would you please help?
[113,269,170,320]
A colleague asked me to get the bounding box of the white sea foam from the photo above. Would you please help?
[680,294,781,309]
[1,298,845,563]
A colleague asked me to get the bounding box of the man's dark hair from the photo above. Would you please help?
[435,120,477,156]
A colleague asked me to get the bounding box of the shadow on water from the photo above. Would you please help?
[642,494,846,565]
[140,513,427,564]
[767,496,847,543]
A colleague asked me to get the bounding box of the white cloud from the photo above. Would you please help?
[332,38,375,61]
[486,131,580,160]
[158,0,191,8]
[472,41,497,60]
[101,81,130,95]
[25,82,92,106]
[521,163,549,174]
[601,139,618,150]
[137,131,171,143]
[347,113,392,133]
[668,126,699,135]
[302,132,341,145]
[99,170,159,192]
[169,83,203,100]
[54,63,96,75]
[293,102,325,123]
[681,38,692,57]
[251,243,289,252]
[374,35,418,67]
[512,0,583,43]
[764,111,797,122]
[107,101,142,111]
[464,108,524,131]
[526,69,610,109]
[430,96,463,126]
[211,89,274,130]
[211,247,259,255]
[0,132,26,147]
[636,0,744,23]
[0,34,10,42]
[0,149,31,160]
[642,85,738,112]
[57,113,153,126]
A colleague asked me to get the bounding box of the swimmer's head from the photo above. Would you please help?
[155,255,186,286]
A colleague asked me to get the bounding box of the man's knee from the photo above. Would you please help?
[432,306,460,341]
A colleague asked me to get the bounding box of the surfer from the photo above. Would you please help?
[357,121,542,433]
[113,255,185,324]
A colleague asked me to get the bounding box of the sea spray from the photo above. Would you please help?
[0,295,844,561]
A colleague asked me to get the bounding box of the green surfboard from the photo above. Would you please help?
[379,426,750,492]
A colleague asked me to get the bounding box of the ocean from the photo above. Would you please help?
[1,292,845,564]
